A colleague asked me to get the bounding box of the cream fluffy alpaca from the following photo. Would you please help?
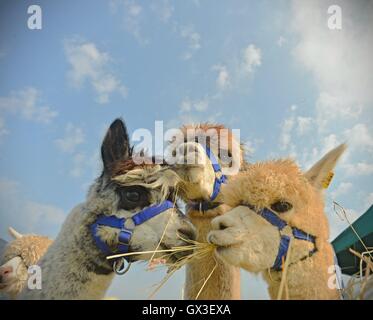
[172,123,245,300]
[208,144,346,300]
[0,228,52,299]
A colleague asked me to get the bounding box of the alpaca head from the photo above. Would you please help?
[88,119,196,263]
[208,144,346,272]
[170,123,243,201]
[0,228,52,298]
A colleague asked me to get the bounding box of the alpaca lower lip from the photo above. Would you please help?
[0,283,8,289]
[214,240,242,250]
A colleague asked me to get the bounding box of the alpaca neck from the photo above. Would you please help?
[263,239,340,300]
[19,204,115,300]
[184,207,241,300]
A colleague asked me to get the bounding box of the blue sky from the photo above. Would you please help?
[0,0,372,299]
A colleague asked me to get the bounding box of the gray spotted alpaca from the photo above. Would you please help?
[19,118,196,300]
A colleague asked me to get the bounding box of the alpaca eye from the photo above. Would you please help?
[125,191,140,202]
[270,201,293,213]
[117,186,149,210]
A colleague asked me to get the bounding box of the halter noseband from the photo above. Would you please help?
[245,206,317,271]
[189,145,227,212]
[91,200,175,272]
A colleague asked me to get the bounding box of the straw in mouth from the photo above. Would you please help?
[106,232,217,299]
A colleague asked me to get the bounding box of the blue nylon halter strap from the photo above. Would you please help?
[204,145,228,201]
[91,200,175,258]
[257,208,317,271]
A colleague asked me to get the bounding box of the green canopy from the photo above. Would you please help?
[332,204,373,276]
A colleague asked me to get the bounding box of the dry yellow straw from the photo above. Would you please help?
[195,263,217,300]
[148,265,179,299]
[105,230,216,299]
[148,190,180,267]
[277,237,293,300]
[348,248,373,299]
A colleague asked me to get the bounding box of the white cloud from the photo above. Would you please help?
[277,36,287,47]
[331,182,353,199]
[343,162,373,177]
[179,96,209,113]
[0,87,57,124]
[242,44,261,74]
[194,99,209,112]
[209,44,262,94]
[296,116,313,135]
[110,0,148,45]
[55,123,85,153]
[69,152,86,177]
[179,25,201,60]
[344,123,373,153]
[127,1,142,16]
[151,0,174,23]
[0,178,65,237]
[291,0,373,130]
[25,201,65,229]
[64,38,128,104]
[322,133,340,154]
[279,116,295,150]
[285,1,373,188]
[212,65,230,90]
[290,104,298,111]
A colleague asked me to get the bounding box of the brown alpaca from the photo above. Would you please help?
[208,144,346,300]
[171,123,244,299]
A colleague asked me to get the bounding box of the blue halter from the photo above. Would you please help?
[250,207,317,271]
[91,200,175,258]
[202,145,228,201]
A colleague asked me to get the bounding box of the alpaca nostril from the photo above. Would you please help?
[218,222,230,230]
[0,266,13,278]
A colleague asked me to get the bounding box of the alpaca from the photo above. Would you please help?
[170,123,245,300]
[0,228,52,299]
[19,118,196,300]
[208,144,346,300]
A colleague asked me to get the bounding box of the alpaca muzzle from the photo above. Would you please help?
[91,200,178,275]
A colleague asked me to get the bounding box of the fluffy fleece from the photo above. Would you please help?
[171,123,245,300]
[208,144,346,300]
[17,118,196,300]
[0,232,52,298]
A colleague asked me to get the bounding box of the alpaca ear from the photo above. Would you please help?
[304,143,347,190]
[101,118,131,174]
[8,227,23,239]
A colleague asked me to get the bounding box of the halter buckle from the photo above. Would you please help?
[118,229,133,246]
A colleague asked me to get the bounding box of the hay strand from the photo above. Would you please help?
[277,237,293,300]
[195,263,217,300]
